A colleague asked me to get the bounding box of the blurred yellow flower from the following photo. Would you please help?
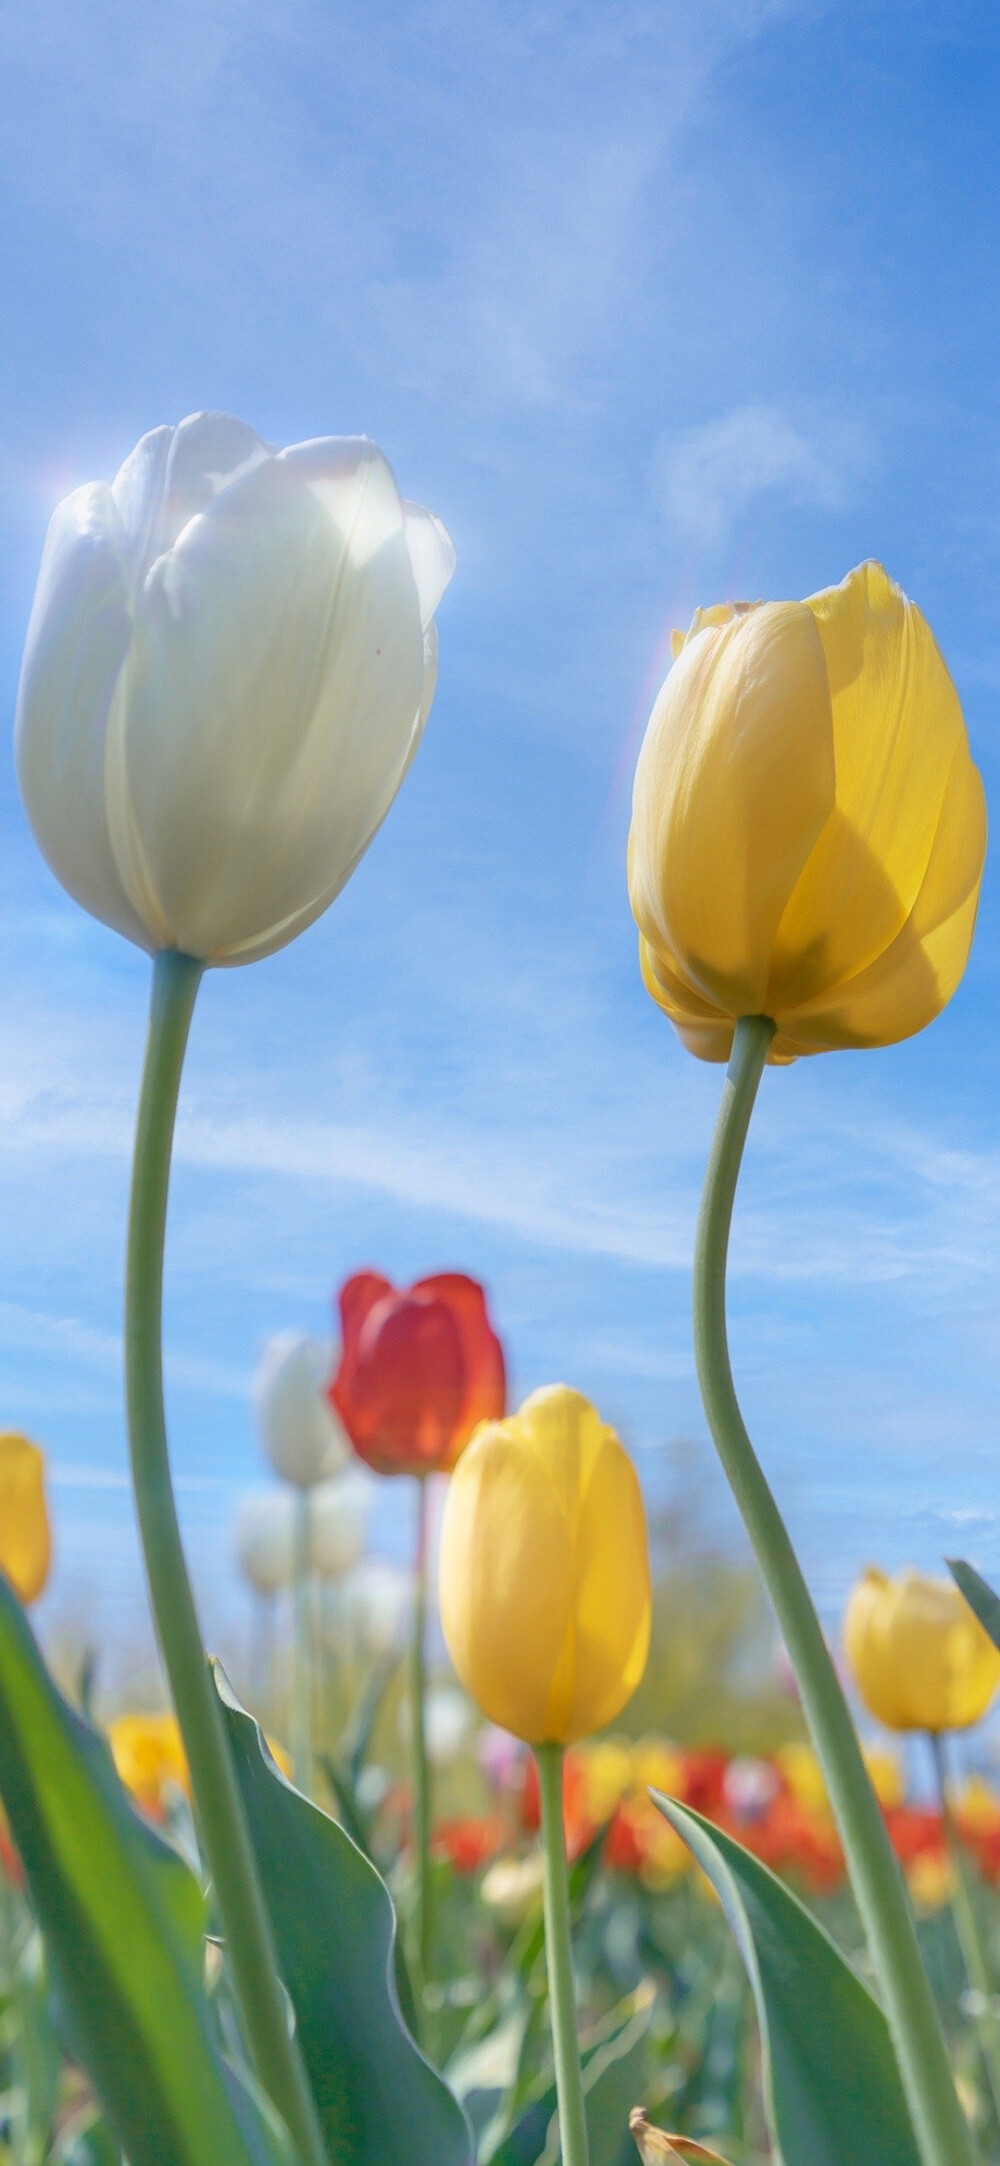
[577,1738,633,1823]
[957,1775,1000,1833]
[906,1851,955,1917]
[844,1567,1000,1733]
[629,563,985,1064]
[629,1737,687,1797]
[439,1384,651,1746]
[864,1746,905,1810]
[108,1712,189,1817]
[0,1432,51,1604]
[774,1741,828,1814]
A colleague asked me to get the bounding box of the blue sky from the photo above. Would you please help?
[2,0,1000,1686]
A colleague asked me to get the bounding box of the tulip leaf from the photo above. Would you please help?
[486,1983,655,2166]
[947,1557,1000,1649]
[652,1796,921,2166]
[0,1574,292,2166]
[213,1663,473,2166]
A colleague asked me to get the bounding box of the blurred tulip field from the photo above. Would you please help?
[6,1396,1000,2166]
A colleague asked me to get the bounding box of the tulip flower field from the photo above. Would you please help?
[5,1425,1000,2166]
[2,407,999,2166]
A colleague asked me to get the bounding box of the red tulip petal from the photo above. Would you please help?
[338,1287,466,1474]
[412,1273,506,1455]
[331,1271,394,1447]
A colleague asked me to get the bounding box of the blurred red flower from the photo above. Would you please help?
[431,1816,504,1873]
[330,1271,506,1476]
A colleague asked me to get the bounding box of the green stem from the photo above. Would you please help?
[292,1490,313,1795]
[410,1475,432,2002]
[125,951,327,2166]
[536,1744,590,2166]
[931,1732,1000,2130]
[693,1013,977,2166]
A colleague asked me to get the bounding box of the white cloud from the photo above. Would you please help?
[658,401,874,548]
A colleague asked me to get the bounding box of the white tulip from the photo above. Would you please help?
[308,1472,371,1580]
[15,411,454,964]
[233,1487,295,1595]
[254,1331,348,1489]
[400,1685,471,1766]
[340,1557,412,1657]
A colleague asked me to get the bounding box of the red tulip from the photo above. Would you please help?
[330,1270,506,1475]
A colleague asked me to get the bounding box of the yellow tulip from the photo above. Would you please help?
[629,562,985,1063]
[0,1432,51,1604]
[844,1566,1000,1732]
[439,1384,651,1746]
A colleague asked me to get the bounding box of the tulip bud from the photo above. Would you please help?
[254,1332,348,1489]
[629,562,986,1062]
[844,1566,1000,1732]
[0,1432,51,1605]
[439,1384,651,1745]
[15,412,454,965]
[232,1487,295,1595]
[331,1269,506,1476]
[307,1472,371,1580]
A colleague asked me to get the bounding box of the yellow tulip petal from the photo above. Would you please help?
[438,1420,575,1743]
[767,565,976,1013]
[629,602,835,1016]
[0,1432,51,1606]
[440,1386,651,1747]
[845,1567,1000,1733]
[560,1424,652,1742]
[631,561,985,1062]
[778,741,985,1054]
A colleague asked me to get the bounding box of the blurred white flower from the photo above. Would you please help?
[721,1756,781,1824]
[480,1849,544,1925]
[16,411,454,965]
[400,1685,471,1767]
[308,1472,372,1581]
[254,1331,348,1489]
[233,1487,295,1595]
[339,1557,412,1658]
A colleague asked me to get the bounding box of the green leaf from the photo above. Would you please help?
[49,2105,123,2166]
[652,1796,921,2166]
[947,1558,1000,1648]
[213,1664,472,2166]
[486,1984,654,2166]
[0,1575,290,2166]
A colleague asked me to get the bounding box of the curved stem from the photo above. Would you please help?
[292,1490,313,1795]
[536,1745,590,2166]
[126,951,327,2166]
[931,1732,1000,2130]
[410,1475,432,2006]
[693,1014,977,2166]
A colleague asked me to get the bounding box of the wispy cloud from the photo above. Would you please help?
[658,401,874,548]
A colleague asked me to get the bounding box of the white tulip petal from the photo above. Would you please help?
[14,485,148,947]
[308,1472,372,1580]
[233,1487,296,1594]
[403,500,456,630]
[254,1331,345,1489]
[17,412,450,967]
[110,412,272,592]
[105,445,426,961]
